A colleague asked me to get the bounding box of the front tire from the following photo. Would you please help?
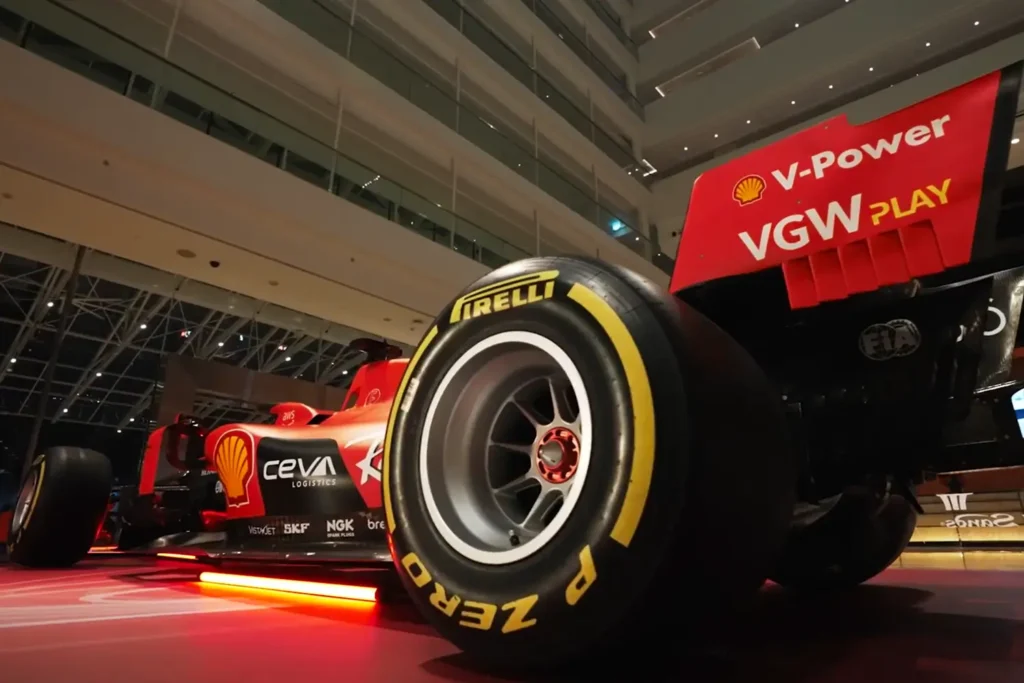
[385,257,796,668]
[7,447,113,568]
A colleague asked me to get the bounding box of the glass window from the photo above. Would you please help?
[24,23,132,94]
[10,0,665,273]
[0,6,24,43]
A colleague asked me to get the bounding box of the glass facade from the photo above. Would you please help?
[582,0,637,55]
[423,0,640,172]
[517,0,640,114]
[0,0,673,274]
[258,0,666,268]
[0,4,526,268]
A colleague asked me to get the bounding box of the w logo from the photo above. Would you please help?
[937,492,972,512]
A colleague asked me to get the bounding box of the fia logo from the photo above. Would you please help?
[859,319,921,361]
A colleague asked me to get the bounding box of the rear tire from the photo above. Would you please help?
[7,447,113,568]
[771,489,917,589]
[385,257,796,669]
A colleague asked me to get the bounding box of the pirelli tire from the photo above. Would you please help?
[771,489,917,590]
[7,447,113,568]
[384,256,797,669]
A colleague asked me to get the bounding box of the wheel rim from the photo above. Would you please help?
[11,469,38,535]
[419,331,592,565]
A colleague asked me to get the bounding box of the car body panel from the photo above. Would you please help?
[188,358,407,553]
[205,403,388,520]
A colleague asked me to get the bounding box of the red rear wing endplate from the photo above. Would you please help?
[671,65,1022,308]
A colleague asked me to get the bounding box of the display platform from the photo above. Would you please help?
[2,555,1024,682]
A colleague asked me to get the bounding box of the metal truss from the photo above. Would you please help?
[0,223,395,433]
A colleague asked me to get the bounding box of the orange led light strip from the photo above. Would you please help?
[197,571,378,602]
[156,552,197,560]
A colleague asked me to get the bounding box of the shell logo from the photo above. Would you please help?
[733,175,766,206]
[214,431,254,507]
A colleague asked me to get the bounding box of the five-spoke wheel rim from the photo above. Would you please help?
[419,331,592,565]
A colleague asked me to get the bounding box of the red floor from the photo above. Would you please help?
[2,557,1024,682]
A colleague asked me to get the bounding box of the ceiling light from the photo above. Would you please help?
[95,372,102,377]
[925,42,931,47]
[139,323,147,329]
[791,100,796,105]
[974,20,980,26]
[129,417,135,422]
[217,341,224,347]
[285,356,292,362]
[8,358,15,364]
[794,22,799,28]
[828,84,833,89]
[342,370,349,376]
[47,301,54,307]
[117,429,122,433]
[868,67,874,72]
[1013,138,1021,145]
[63,408,68,413]
[746,119,751,124]
[714,133,719,138]
[684,146,689,151]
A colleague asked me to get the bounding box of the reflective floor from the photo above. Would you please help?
[2,555,1024,682]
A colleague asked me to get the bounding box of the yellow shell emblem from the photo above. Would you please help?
[733,175,766,206]
[214,433,252,507]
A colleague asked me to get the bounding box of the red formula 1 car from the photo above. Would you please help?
[7,63,1024,670]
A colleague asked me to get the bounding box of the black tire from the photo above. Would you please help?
[385,256,796,669]
[771,490,917,589]
[116,521,159,551]
[7,447,113,568]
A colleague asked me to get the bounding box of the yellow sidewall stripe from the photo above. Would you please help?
[23,460,45,535]
[567,284,655,548]
[383,325,438,533]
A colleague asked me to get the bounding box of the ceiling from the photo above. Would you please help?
[0,222,379,435]
[640,0,1024,178]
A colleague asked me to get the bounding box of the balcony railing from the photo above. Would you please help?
[582,0,638,56]
[2,1,674,274]
[259,0,671,271]
[517,0,642,115]
[0,3,527,269]
[421,0,641,173]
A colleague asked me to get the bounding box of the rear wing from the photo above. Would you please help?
[672,63,1023,308]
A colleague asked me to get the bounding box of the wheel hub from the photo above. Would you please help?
[536,428,580,484]
[418,332,592,565]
